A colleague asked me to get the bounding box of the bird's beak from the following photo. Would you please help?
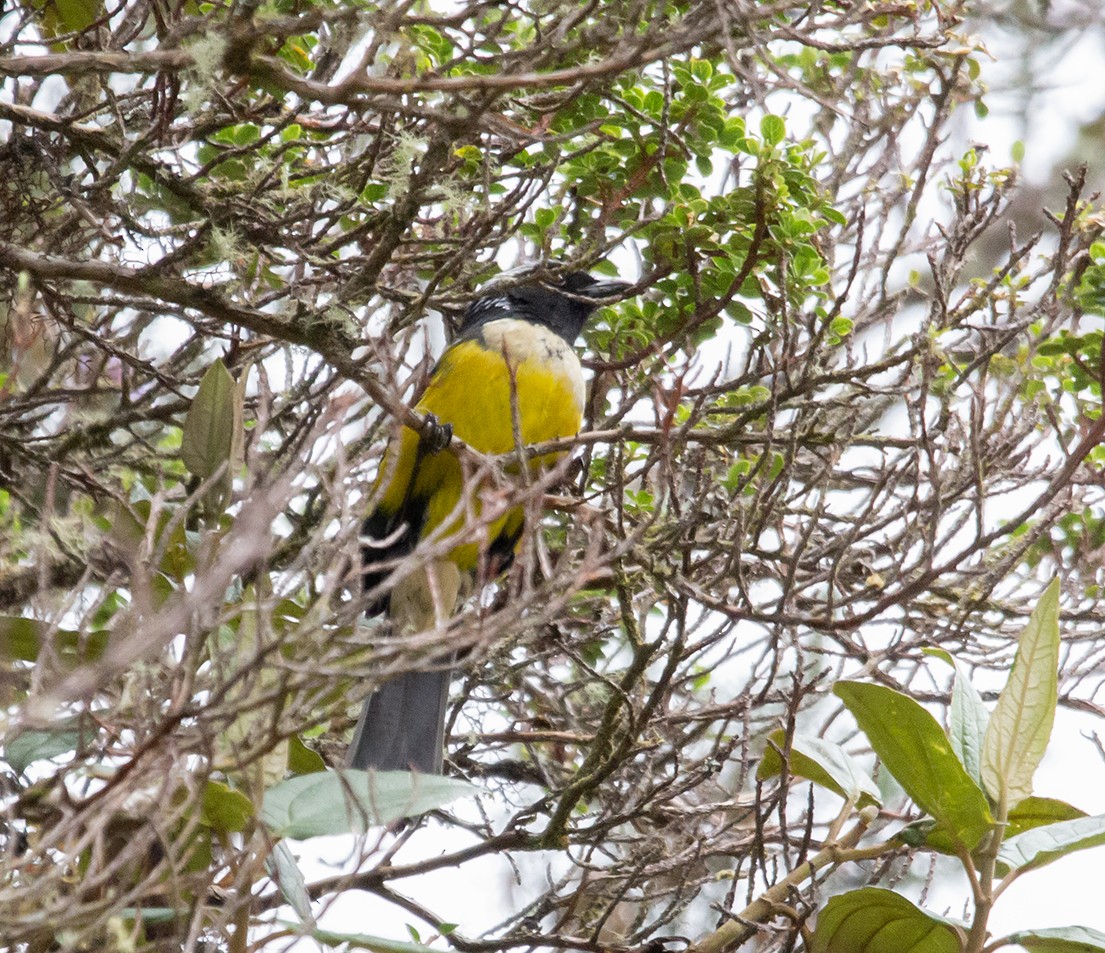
[583,279,633,302]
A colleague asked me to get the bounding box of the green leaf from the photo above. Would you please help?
[287,734,327,775]
[118,908,183,925]
[810,888,963,953]
[1005,796,1087,838]
[917,796,1089,857]
[54,0,99,31]
[4,727,83,773]
[34,0,101,40]
[261,770,477,838]
[829,316,853,338]
[834,681,994,850]
[0,615,108,666]
[181,358,236,480]
[213,589,288,790]
[998,813,1105,875]
[285,924,444,953]
[268,843,315,927]
[981,578,1060,814]
[760,114,786,146]
[924,647,989,784]
[757,729,880,808]
[1006,926,1105,952]
[690,58,712,82]
[201,780,254,834]
[534,207,557,230]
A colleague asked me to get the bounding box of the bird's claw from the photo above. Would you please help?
[419,413,453,454]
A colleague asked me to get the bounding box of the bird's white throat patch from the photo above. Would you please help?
[479,318,585,410]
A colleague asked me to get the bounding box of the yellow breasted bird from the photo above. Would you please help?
[348,271,630,773]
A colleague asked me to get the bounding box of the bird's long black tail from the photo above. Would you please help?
[346,665,453,773]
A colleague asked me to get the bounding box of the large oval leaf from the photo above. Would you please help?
[834,681,993,850]
[981,578,1060,814]
[811,888,963,953]
[261,770,476,839]
[181,358,236,480]
[757,729,880,807]
[1005,796,1088,838]
[998,813,1105,875]
[268,842,314,926]
[4,726,83,773]
[924,647,989,784]
[1005,926,1105,952]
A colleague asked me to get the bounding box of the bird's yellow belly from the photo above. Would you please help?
[375,319,584,571]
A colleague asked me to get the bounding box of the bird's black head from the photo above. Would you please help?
[461,270,631,344]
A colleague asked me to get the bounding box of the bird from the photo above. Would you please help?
[347,269,631,774]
